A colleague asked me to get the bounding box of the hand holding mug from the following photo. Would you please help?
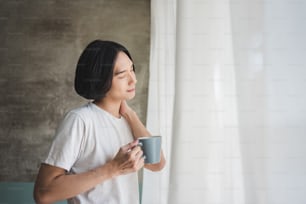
[111,140,144,176]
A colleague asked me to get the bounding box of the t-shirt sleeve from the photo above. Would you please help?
[44,111,86,171]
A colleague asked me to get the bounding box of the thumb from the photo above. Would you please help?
[119,100,127,114]
[121,140,138,152]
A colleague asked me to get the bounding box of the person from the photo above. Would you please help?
[33,40,166,204]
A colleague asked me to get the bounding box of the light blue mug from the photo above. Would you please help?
[138,136,161,164]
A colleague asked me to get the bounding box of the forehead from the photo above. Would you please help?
[114,51,133,71]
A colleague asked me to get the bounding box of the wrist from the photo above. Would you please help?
[122,109,137,122]
[105,161,120,179]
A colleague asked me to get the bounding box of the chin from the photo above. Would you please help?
[126,93,136,100]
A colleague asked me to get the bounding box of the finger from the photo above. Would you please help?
[120,140,138,152]
[121,100,127,106]
[122,156,144,174]
[135,149,143,160]
[130,155,144,171]
[129,145,142,158]
[120,100,128,113]
[131,139,139,146]
[136,157,145,169]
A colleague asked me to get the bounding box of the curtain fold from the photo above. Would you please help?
[142,0,176,204]
[146,0,306,204]
[169,1,244,203]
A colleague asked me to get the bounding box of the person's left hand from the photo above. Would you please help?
[119,100,133,116]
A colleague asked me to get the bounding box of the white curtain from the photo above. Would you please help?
[142,0,176,203]
[144,0,306,204]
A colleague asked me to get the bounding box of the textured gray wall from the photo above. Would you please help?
[0,0,150,181]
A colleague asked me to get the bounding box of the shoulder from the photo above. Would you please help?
[65,103,95,120]
[55,103,95,129]
[62,102,111,126]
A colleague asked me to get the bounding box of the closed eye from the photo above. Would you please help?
[114,65,134,78]
[114,68,127,76]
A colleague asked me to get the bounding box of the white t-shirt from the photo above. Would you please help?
[44,102,139,204]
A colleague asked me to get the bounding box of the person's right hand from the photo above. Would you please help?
[110,140,144,176]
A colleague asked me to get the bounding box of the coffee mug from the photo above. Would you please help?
[138,136,161,164]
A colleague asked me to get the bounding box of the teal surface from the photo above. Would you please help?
[0,182,67,204]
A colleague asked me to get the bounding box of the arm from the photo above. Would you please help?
[34,140,144,204]
[120,100,166,171]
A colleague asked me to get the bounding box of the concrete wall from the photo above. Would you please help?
[0,0,150,181]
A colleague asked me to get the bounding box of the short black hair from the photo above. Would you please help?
[74,40,134,100]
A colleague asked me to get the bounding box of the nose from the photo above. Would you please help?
[128,71,137,85]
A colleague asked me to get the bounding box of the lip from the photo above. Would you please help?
[127,88,135,92]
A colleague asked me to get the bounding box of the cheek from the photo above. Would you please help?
[110,80,126,93]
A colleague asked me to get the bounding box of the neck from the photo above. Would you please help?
[93,98,121,118]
